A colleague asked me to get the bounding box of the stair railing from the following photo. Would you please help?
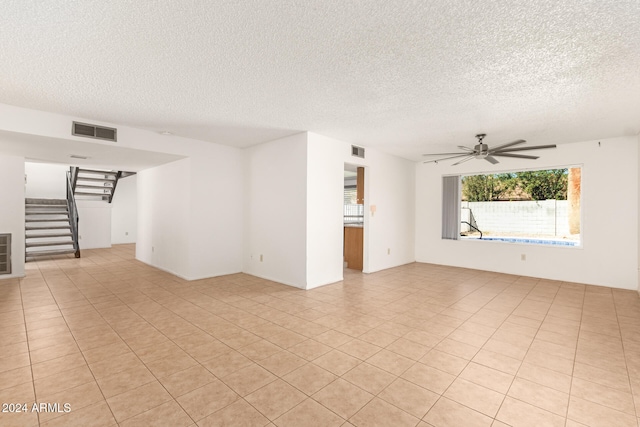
[66,170,81,258]
[70,166,79,193]
[461,221,483,239]
[108,171,123,203]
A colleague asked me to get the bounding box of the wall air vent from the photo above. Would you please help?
[72,122,117,142]
[351,145,365,158]
[0,234,11,275]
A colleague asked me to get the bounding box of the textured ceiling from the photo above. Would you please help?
[1,0,639,161]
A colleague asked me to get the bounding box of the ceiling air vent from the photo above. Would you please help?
[351,145,365,158]
[72,121,117,142]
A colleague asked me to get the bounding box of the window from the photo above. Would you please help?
[344,186,364,224]
[443,167,582,246]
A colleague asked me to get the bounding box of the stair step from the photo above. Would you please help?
[26,205,68,209]
[74,191,111,196]
[24,207,67,211]
[77,169,118,177]
[75,176,116,183]
[25,198,66,205]
[26,218,70,223]
[23,195,79,261]
[26,249,77,258]
[25,225,71,230]
[26,241,73,248]
[25,211,69,216]
[25,207,68,211]
[75,184,113,189]
[73,187,111,196]
[26,233,73,239]
[25,207,69,211]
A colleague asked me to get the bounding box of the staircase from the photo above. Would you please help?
[25,198,80,260]
[24,167,133,261]
[72,168,122,203]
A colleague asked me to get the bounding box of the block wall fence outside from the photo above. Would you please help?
[462,200,571,236]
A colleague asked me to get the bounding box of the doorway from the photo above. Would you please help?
[343,164,364,271]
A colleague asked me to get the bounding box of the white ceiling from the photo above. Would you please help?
[1,1,639,162]
[0,130,184,171]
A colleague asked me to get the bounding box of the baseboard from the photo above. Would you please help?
[0,273,26,281]
[243,272,306,290]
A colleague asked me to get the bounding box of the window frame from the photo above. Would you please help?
[443,164,583,248]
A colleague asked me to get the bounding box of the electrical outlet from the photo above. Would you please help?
[152,246,154,252]
[260,254,263,262]
[521,254,526,261]
[125,232,128,236]
[387,248,391,255]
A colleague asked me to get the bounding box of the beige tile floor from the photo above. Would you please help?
[1,244,640,426]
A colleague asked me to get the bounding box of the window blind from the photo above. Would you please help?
[442,176,461,240]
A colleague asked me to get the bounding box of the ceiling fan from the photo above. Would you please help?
[423,134,556,165]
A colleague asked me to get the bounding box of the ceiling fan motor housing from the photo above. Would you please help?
[475,143,489,157]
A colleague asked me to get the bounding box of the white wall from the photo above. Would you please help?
[137,146,244,281]
[111,174,137,244]
[364,146,416,273]
[243,132,416,290]
[77,200,112,249]
[187,150,244,279]
[137,159,191,278]
[307,135,346,288]
[242,133,416,290]
[25,162,67,199]
[0,154,25,279]
[2,104,416,288]
[243,133,308,288]
[0,104,244,281]
[307,133,416,286]
[416,136,638,290]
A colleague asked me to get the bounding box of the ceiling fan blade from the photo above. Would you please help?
[457,145,475,152]
[491,153,539,160]
[491,144,557,154]
[489,139,526,151]
[484,156,499,164]
[451,156,475,166]
[422,152,468,156]
[423,154,471,164]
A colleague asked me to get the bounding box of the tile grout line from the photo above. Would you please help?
[38,258,173,426]
[17,273,40,427]
[77,256,333,425]
[560,281,585,426]
[13,247,640,427]
[370,275,535,424]
[474,277,559,425]
[75,272,204,426]
[35,258,118,426]
[612,288,640,422]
